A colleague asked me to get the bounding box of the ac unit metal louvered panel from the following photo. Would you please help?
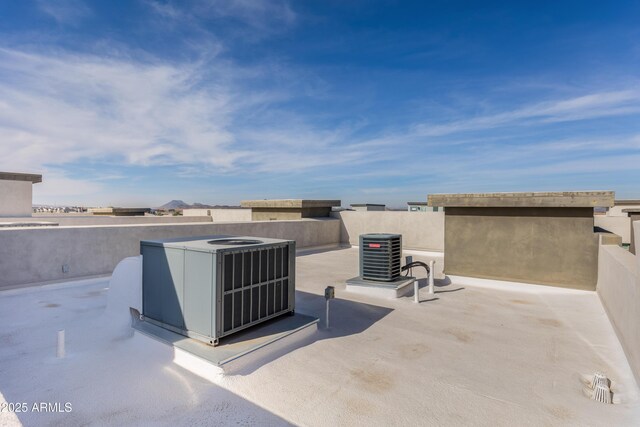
[141,235,295,346]
[359,233,402,281]
[221,245,291,335]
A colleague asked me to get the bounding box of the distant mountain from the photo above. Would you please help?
[156,200,239,210]
[157,200,192,210]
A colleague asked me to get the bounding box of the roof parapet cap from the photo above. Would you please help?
[428,191,614,208]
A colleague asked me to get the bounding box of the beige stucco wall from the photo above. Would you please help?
[182,209,211,217]
[0,215,213,226]
[211,208,252,222]
[597,226,640,384]
[251,207,333,220]
[331,211,444,251]
[608,204,640,217]
[595,215,631,244]
[351,205,385,212]
[252,209,303,221]
[631,216,640,255]
[443,207,599,290]
[0,180,32,217]
[0,218,340,289]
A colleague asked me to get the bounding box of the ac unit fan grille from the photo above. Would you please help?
[221,245,290,334]
[360,234,402,281]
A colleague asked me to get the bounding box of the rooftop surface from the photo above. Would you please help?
[1,248,638,426]
[428,191,615,208]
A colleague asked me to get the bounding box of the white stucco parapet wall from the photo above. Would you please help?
[0,172,42,218]
[596,221,640,385]
[332,210,444,252]
[0,218,341,289]
[0,180,33,217]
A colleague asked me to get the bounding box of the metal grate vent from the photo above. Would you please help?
[221,245,290,334]
[360,233,402,281]
[582,371,614,404]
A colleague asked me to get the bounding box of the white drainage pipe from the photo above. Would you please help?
[414,280,419,303]
[56,330,65,358]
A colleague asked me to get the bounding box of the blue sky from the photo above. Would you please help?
[0,0,639,207]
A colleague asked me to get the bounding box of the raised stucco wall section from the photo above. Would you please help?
[7,215,213,226]
[609,205,640,216]
[597,224,640,384]
[443,207,599,290]
[331,211,444,251]
[595,215,631,244]
[211,208,252,222]
[0,218,340,289]
[0,180,32,217]
[252,209,303,221]
[182,209,211,217]
[251,207,332,221]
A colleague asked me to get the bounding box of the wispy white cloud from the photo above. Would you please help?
[0,47,242,172]
[145,0,296,38]
[204,0,296,29]
[0,45,390,180]
[413,89,640,137]
[37,0,91,25]
[1,39,639,205]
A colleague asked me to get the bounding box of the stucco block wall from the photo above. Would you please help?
[630,215,640,255]
[211,208,252,222]
[10,215,212,226]
[444,207,599,290]
[252,209,304,221]
[182,209,211,217]
[0,180,32,217]
[331,211,444,251]
[0,218,340,289]
[595,215,631,244]
[609,205,640,216]
[597,232,640,384]
[183,208,252,222]
[251,207,332,221]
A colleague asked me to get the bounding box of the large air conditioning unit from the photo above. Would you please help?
[359,233,402,281]
[141,235,295,345]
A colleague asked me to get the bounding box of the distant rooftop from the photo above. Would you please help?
[616,200,640,205]
[0,171,42,184]
[88,207,151,216]
[241,199,341,208]
[428,191,615,208]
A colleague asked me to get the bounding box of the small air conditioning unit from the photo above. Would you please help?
[359,233,402,281]
[141,235,295,345]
